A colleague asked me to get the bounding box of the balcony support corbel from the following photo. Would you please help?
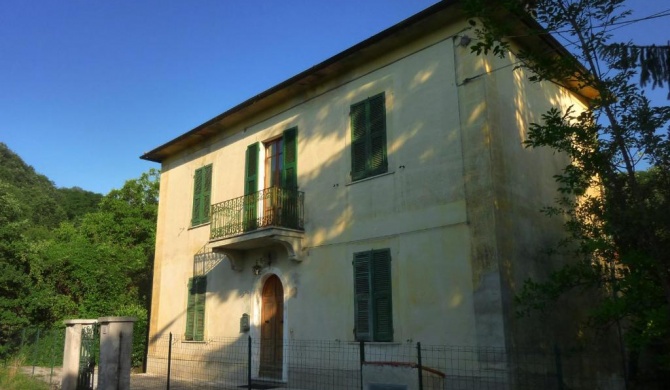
[271,235,303,262]
[212,248,244,271]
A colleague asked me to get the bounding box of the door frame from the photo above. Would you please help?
[251,268,288,381]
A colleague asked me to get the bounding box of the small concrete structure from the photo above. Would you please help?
[61,319,98,390]
[97,316,137,390]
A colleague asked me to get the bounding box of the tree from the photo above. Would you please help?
[38,169,160,319]
[463,0,670,383]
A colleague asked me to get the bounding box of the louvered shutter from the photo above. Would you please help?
[202,165,212,223]
[371,249,393,342]
[367,94,387,176]
[193,276,207,341]
[350,101,368,181]
[282,127,298,190]
[353,252,372,341]
[185,278,196,340]
[191,165,212,226]
[350,93,387,181]
[191,168,204,226]
[245,144,259,195]
[244,143,259,231]
[282,128,298,228]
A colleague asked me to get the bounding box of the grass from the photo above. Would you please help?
[0,358,51,390]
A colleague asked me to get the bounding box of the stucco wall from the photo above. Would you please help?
[148,17,482,352]
[453,34,590,351]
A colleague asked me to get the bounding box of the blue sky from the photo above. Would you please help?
[1,0,668,194]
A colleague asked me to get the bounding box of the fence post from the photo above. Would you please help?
[32,328,41,376]
[554,344,564,390]
[359,341,365,390]
[49,329,58,386]
[248,336,252,390]
[417,342,423,390]
[166,333,172,390]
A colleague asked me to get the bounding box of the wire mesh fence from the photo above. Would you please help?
[136,334,627,390]
[0,327,65,387]
[0,326,630,389]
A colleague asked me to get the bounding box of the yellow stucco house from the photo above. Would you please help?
[141,1,595,385]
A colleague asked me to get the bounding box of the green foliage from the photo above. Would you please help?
[57,187,103,221]
[0,143,158,367]
[0,143,65,232]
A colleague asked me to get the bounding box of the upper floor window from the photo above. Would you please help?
[191,164,212,226]
[350,93,388,181]
[353,248,393,342]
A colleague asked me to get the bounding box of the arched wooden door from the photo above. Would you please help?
[260,275,283,379]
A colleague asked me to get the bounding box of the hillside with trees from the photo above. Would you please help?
[0,142,157,360]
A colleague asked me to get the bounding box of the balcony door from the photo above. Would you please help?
[262,128,297,228]
[264,137,284,226]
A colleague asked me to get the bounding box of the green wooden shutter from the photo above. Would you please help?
[185,276,207,341]
[371,249,393,342]
[282,127,298,228]
[191,165,212,226]
[245,144,259,195]
[244,143,259,231]
[367,94,387,176]
[191,168,204,226]
[350,101,368,181]
[350,93,387,181]
[202,165,212,223]
[185,278,196,340]
[193,276,207,341]
[282,127,298,190]
[353,251,372,341]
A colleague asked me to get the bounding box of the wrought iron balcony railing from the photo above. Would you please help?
[210,187,304,240]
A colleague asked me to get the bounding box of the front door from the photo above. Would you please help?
[260,275,283,379]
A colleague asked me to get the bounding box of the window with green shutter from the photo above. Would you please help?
[350,93,388,181]
[353,249,393,342]
[191,164,212,226]
[185,275,207,341]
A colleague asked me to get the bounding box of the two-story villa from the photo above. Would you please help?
[141,0,594,384]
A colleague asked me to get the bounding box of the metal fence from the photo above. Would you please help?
[0,327,64,387]
[135,334,627,390]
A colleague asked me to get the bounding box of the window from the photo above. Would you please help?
[353,249,393,342]
[185,276,207,341]
[350,93,387,181]
[191,165,212,226]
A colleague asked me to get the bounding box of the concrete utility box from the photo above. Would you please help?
[61,319,98,390]
[97,316,136,390]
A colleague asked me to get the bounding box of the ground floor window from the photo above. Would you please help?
[185,275,207,341]
[353,249,393,342]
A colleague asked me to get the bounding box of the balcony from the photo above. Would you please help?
[209,187,305,269]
